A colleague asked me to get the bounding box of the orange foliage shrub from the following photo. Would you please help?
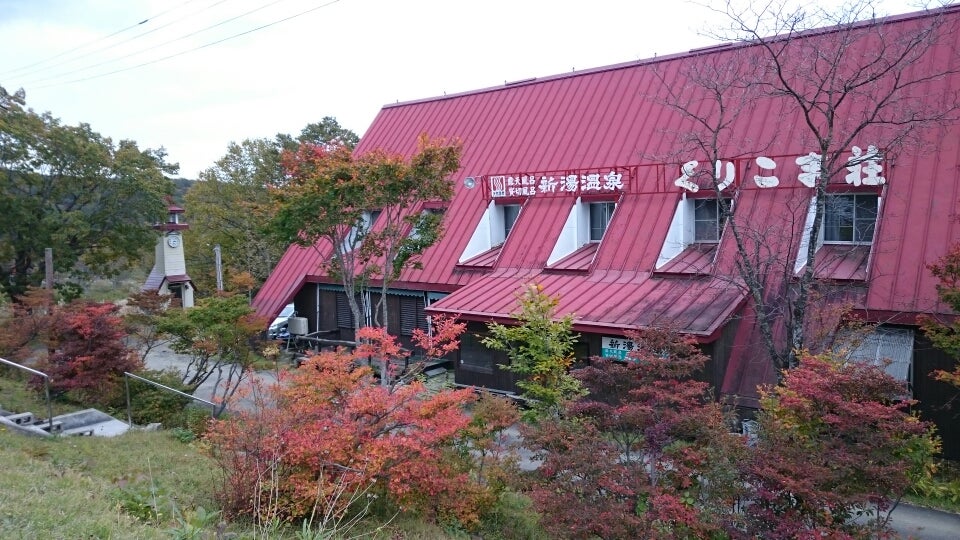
[205,318,507,529]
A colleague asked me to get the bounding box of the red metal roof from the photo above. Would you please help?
[656,244,718,275]
[255,5,960,402]
[457,246,502,269]
[546,243,599,272]
[428,270,747,339]
[812,245,871,281]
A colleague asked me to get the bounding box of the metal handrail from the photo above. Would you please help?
[0,357,53,432]
[123,372,218,426]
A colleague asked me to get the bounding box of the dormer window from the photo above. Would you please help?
[589,202,616,242]
[656,194,731,269]
[694,199,728,242]
[458,200,525,265]
[343,209,381,253]
[824,194,878,243]
[546,197,617,267]
[408,208,444,240]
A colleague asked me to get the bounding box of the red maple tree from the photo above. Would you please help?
[205,318,507,530]
[522,328,747,539]
[744,354,939,538]
[35,301,142,406]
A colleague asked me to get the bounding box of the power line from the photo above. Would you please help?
[32,0,342,90]
[0,0,202,78]
[21,0,292,87]
[7,0,235,83]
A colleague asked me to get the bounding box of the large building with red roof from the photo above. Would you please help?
[255,6,960,456]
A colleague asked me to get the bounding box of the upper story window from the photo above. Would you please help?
[824,194,878,243]
[366,209,382,229]
[693,198,728,242]
[503,204,521,240]
[458,200,525,264]
[343,209,381,253]
[655,194,732,269]
[408,208,444,241]
[589,202,616,242]
[546,197,619,267]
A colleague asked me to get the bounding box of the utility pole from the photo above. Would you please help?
[44,248,53,291]
[214,244,223,291]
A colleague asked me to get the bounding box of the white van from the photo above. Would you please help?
[268,303,296,339]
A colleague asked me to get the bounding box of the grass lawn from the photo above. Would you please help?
[0,374,543,539]
[0,427,221,539]
[0,426,538,539]
[0,373,81,417]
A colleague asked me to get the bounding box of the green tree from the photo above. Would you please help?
[185,118,358,293]
[361,134,460,329]
[156,293,266,416]
[278,116,360,151]
[269,134,460,337]
[0,87,175,298]
[482,283,584,419]
[185,138,285,293]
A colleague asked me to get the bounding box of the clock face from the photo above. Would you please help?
[167,235,180,248]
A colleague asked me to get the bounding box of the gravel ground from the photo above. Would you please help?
[140,342,280,411]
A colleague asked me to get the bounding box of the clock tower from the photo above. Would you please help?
[142,201,195,308]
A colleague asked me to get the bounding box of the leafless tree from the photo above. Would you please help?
[653,0,960,373]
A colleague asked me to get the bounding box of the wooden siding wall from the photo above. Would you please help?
[454,322,518,393]
[913,334,960,460]
[294,285,318,334]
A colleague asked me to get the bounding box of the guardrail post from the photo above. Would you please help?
[125,375,132,426]
[123,372,219,426]
[1,357,54,433]
[44,377,52,432]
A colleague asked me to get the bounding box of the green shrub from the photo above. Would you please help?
[114,482,169,525]
[476,490,547,540]
[182,405,214,438]
[124,370,192,428]
[170,427,196,444]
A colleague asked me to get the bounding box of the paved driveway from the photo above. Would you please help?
[889,503,960,540]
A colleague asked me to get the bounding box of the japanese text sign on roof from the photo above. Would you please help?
[673,145,885,193]
[488,169,627,199]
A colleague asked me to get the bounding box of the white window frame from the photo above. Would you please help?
[459,201,524,263]
[547,197,619,265]
[822,193,880,245]
[343,209,381,253]
[692,198,728,243]
[656,194,731,268]
[588,201,617,242]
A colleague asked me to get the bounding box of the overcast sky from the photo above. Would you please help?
[0,0,934,178]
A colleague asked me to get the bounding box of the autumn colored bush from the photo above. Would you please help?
[521,328,747,539]
[920,243,960,387]
[33,300,142,407]
[204,318,512,531]
[744,353,940,538]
